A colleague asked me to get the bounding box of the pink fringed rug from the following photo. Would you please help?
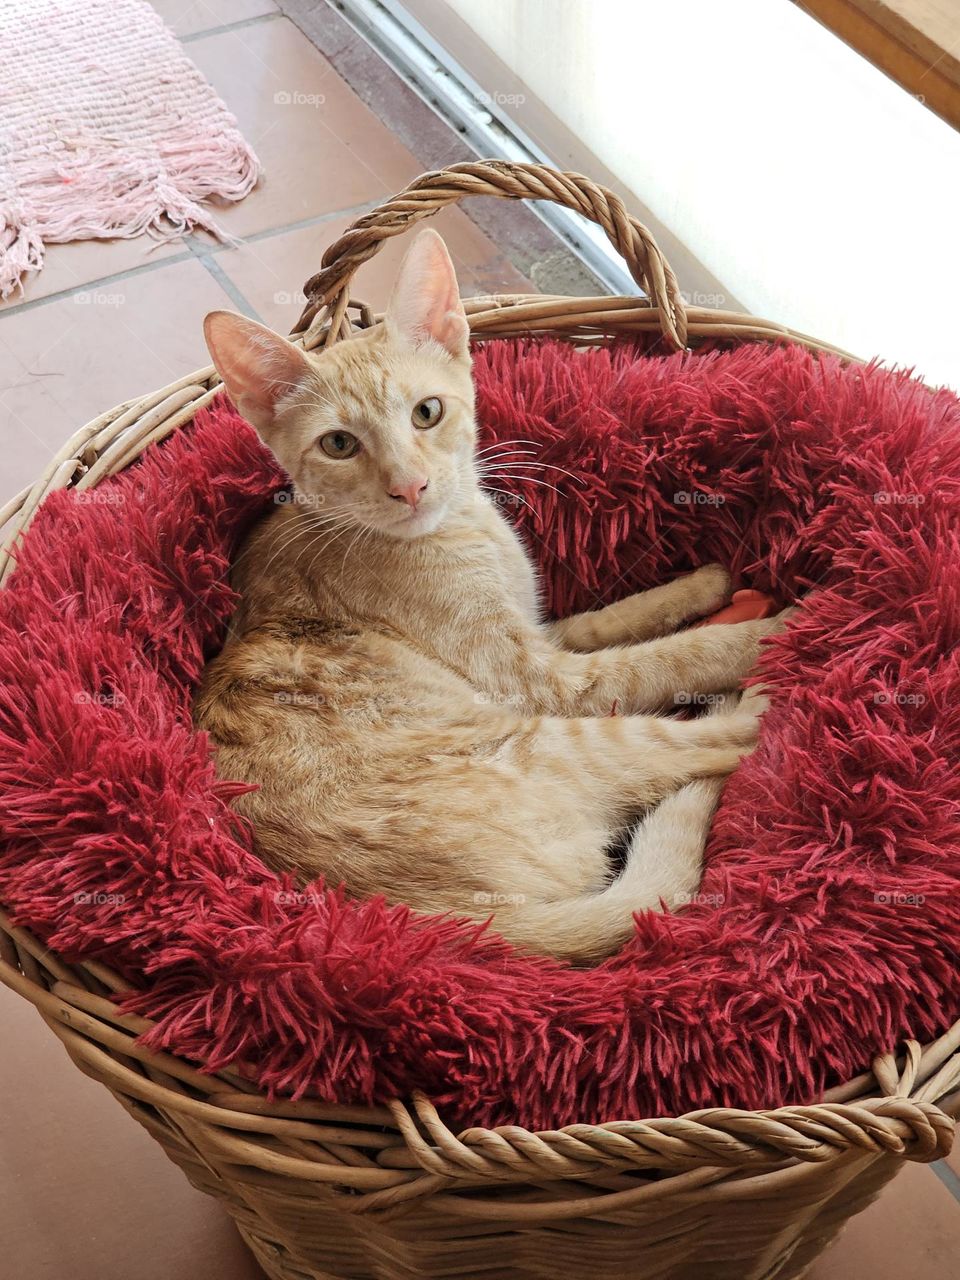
[0,0,260,296]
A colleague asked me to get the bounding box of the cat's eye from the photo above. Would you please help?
[412,397,444,430]
[318,430,360,459]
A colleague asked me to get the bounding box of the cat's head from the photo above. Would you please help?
[204,230,476,539]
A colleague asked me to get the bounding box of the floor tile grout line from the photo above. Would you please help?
[179,11,284,43]
[0,199,383,323]
[932,1158,960,1204]
[0,251,198,320]
[185,241,263,322]
[217,196,384,249]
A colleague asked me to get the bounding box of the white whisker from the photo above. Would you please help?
[476,448,539,461]
[305,520,364,580]
[246,514,333,574]
[476,460,586,484]
[338,520,372,581]
[256,505,370,575]
[478,472,564,496]
[476,439,542,456]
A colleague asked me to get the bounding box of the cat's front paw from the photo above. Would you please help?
[688,563,733,616]
[721,709,763,746]
[710,681,769,720]
[736,681,770,719]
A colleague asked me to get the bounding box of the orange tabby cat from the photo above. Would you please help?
[195,230,782,964]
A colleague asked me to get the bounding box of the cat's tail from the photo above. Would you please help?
[496,776,724,964]
[498,689,759,965]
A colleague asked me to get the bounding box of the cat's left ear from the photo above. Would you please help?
[384,229,469,360]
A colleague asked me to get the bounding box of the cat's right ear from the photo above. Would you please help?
[203,311,313,436]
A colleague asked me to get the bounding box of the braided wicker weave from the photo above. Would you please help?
[1,161,958,1280]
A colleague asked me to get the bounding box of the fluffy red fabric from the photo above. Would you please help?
[1,338,958,1129]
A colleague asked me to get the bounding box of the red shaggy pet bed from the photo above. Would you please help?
[1,338,959,1130]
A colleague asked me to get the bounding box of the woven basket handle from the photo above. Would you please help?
[295,159,689,349]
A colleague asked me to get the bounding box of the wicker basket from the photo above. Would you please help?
[1,160,958,1280]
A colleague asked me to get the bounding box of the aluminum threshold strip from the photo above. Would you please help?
[330,0,639,297]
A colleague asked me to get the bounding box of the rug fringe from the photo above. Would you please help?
[0,131,260,298]
[0,207,45,299]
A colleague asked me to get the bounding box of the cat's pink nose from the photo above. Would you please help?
[388,478,429,509]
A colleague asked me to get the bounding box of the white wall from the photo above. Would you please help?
[433,0,960,389]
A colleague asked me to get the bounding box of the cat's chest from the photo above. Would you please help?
[415,536,534,625]
[478,512,540,621]
[371,521,539,664]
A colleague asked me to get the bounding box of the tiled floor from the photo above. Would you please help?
[1,3,958,1279]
